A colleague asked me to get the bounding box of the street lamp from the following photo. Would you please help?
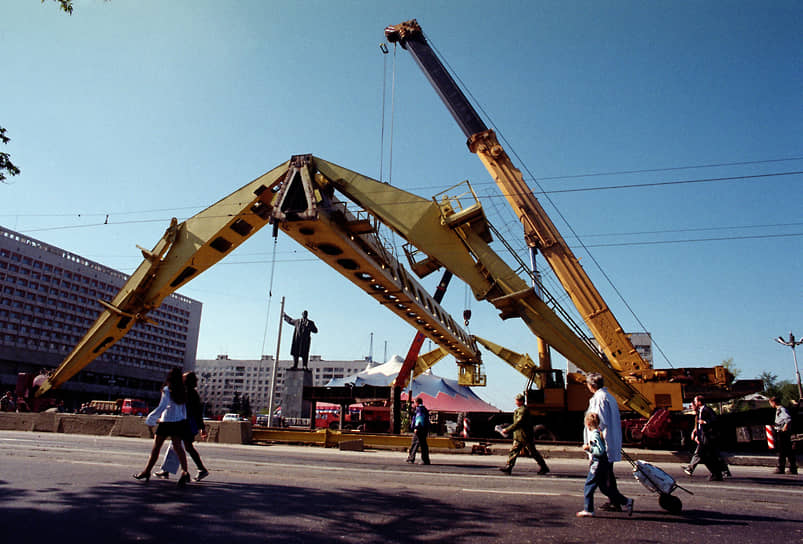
[775,332,803,400]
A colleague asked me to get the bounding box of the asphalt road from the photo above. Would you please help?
[0,431,800,543]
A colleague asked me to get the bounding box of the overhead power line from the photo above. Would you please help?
[537,156,803,181]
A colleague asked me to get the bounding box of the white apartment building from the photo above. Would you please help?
[195,354,372,417]
[0,226,201,409]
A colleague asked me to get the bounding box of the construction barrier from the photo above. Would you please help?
[0,412,242,444]
[252,427,464,450]
[766,425,775,449]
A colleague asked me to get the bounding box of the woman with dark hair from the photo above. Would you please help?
[133,367,191,486]
[154,371,209,481]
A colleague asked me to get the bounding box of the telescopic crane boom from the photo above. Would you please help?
[386,21,656,374]
[385,19,670,412]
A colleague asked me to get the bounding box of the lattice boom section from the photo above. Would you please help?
[277,214,480,364]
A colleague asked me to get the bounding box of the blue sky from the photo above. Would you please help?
[2,1,801,409]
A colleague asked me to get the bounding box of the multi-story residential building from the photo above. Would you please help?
[195,354,371,416]
[0,226,202,408]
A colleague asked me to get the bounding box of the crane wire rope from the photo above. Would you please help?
[388,43,398,187]
[381,42,402,260]
[378,43,389,182]
[426,35,676,367]
[259,229,281,359]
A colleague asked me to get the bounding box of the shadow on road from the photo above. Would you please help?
[0,477,567,543]
[627,508,787,527]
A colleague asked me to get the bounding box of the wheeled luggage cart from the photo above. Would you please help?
[622,451,693,514]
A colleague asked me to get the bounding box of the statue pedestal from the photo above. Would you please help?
[283,368,312,420]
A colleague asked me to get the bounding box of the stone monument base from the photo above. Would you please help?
[283,368,313,419]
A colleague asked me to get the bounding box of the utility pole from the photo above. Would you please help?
[775,332,803,400]
[268,296,285,426]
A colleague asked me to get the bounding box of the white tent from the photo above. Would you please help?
[326,355,500,412]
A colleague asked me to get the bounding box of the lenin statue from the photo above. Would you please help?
[283,310,318,370]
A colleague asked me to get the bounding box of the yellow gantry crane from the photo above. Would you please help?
[39,21,712,421]
[37,155,483,397]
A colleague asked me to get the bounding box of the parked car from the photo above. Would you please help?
[222,413,241,422]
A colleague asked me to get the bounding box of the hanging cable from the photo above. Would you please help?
[463,283,472,327]
[388,43,397,186]
[259,225,281,358]
[378,43,389,182]
[427,36,674,366]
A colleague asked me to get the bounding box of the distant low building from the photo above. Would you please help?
[0,226,202,408]
[195,354,370,417]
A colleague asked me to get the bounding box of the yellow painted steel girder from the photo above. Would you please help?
[37,162,290,395]
[271,155,481,367]
[311,157,652,417]
[413,346,449,377]
[473,335,541,386]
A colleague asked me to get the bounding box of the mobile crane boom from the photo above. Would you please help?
[385,19,653,378]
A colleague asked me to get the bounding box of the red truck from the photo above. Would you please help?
[120,398,148,416]
[315,403,391,432]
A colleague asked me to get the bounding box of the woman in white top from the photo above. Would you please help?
[133,367,191,486]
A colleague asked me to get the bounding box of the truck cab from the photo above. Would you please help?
[120,398,148,416]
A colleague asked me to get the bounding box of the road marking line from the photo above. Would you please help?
[66,460,131,468]
[462,489,563,496]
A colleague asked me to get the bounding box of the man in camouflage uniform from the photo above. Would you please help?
[499,393,549,475]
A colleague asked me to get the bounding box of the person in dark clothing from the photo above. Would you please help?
[283,310,318,369]
[406,397,430,465]
[685,395,724,481]
[499,393,549,475]
[154,371,209,481]
[769,396,797,475]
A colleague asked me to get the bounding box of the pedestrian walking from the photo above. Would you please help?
[406,397,430,465]
[583,373,633,514]
[154,371,210,481]
[577,412,609,517]
[499,393,549,475]
[769,396,798,475]
[681,420,731,479]
[133,367,192,487]
[681,395,725,481]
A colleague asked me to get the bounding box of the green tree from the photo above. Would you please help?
[240,395,252,418]
[44,0,75,15]
[721,357,741,379]
[759,371,779,393]
[230,391,242,414]
[0,128,21,183]
[760,371,798,404]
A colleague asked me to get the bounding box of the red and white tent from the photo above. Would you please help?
[326,355,500,413]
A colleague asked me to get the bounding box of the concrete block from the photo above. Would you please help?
[218,421,251,444]
[0,412,36,431]
[32,412,59,432]
[58,414,117,435]
[110,416,151,438]
[339,439,364,452]
[203,421,220,442]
